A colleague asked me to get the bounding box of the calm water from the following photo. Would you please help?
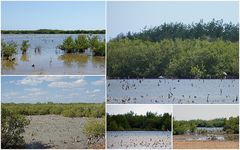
[2,34,105,75]
[107,79,239,104]
[107,131,171,149]
[196,127,224,132]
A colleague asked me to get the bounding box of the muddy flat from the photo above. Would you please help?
[22,115,89,149]
[174,141,239,149]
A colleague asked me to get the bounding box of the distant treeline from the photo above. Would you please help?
[2,103,105,118]
[1,29,105,34]
[107,111,171,131]
[114,19,238,42]
[174,117,239,135]
[108,39,238,78]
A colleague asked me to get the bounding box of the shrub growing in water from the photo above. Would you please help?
[20,40,30,54]
[1,40,17,59]
[1,108,29,148]
[89,36,105,56]
[58,36,75,53]
[75,35,89,52]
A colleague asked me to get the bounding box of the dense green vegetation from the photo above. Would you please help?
[84,118,105,137]
[20,40,30,54]
[107,111,171,131]
[1,108,29,148]
[108,39,238,78]
[1,40,17,59]
[59,35,105,56]
[2,29,105,34]
[2,103,105,118]
[173,117,239,135]
[108,20,239,79]
[115,20,238,42]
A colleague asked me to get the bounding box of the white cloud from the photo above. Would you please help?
[24,88,48,97]
[48,79,86,88]
[86,89,100,94]
[91,78,105,86]
[11,76,64,86]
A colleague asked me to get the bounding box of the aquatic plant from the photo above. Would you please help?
[75,35,89,52]
[58,36,75,53]
[1,40,17,59]
[20,40,30,54]
[89,36,105,56]
[58,35,105,56]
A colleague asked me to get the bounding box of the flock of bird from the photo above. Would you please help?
[107,79,238,104]
[107,131,171,149]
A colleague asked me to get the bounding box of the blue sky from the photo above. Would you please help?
[108,1,239,39]
[107,105,172,115]
[1,1,105,30]
[1,76,105,103]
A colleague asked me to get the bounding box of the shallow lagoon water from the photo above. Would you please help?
[107,131,171,149]
[2,34,105,75]
[107,79,239,104]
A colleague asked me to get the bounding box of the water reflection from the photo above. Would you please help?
[20,54,29,62]
[58,53,88,67]
[34,46,42,55]
[2,60,17,71]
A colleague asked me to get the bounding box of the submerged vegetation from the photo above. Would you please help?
[59,35,105,56]
[107,111,171,131]
[1,29,105,34]
[173,116,239,135]
[1,108,29,148]
[108,20,239,79]
[2,103,105,118]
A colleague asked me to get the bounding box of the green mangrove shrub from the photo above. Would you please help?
[1,108,29,148]
[58,35,105,56]
[1,40,17,59]
[75,35,89,52]
[84,118,105,137]
[58,36,75,53]
[20,40,30,54]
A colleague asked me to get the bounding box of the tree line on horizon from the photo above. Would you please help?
[107,111,171,131]
[1,29,105,34]
[114,19,238,42]
[173,116,239,135]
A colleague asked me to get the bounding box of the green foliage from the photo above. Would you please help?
[89,36,105,56]
[224,116,239,134]
[107,111,171,131]
[108,39,238,78]
[75,35,89,52]
[115,19,238,42]
[84,118,105,137]
[58,36,75,53]
[1,108,29,148]
[1,40,17,58]
[58,35,105,56]
[20,40,30,54]
[2,103,105,118]
[2,29,105,34]
[173,117,239,135]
